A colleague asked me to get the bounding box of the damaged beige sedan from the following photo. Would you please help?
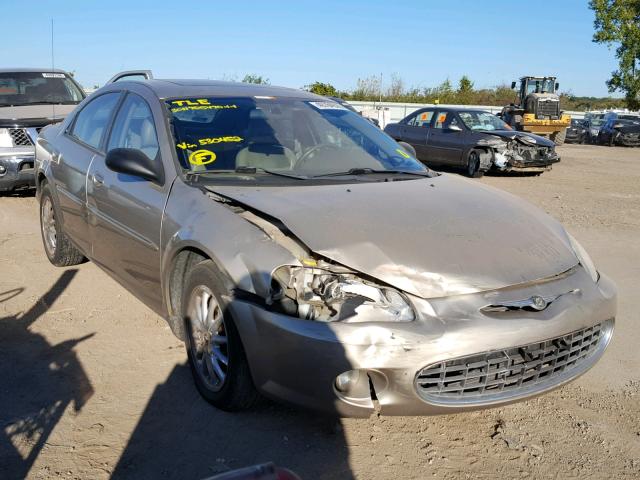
[35,78,616,416]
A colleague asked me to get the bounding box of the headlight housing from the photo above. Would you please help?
[0,128,14,148]
[567,233,599,283]
[269,265,415,322]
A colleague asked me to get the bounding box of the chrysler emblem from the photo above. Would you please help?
[530,295,547,311]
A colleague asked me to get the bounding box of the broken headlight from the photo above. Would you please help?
[567,234,599,283]
[269,265,415,322]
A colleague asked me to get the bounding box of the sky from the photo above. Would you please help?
[0,0,621,97]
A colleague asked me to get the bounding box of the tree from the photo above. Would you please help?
[590,0,640,109]
[457,75,475,104]
[304,81,338,96]
[242,74,270,85]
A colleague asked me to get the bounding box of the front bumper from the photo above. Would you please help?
[230,268,616,417]
[614,133,640,147]
[507,153,560,173]
[0,147,36,192]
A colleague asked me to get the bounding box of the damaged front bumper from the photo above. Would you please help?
[492,145,560,173]
[229,267,616,417]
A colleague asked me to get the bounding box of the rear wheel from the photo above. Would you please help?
[39,183,85,267]
[551,129,566,146]
[465,150,483,178]
[183,260,259,411]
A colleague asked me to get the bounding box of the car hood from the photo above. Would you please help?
[482,130,555,147]
[617,125,640,134]
[207,175,578,299]
[0,104,76,126]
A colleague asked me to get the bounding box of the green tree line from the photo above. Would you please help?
[304,75,627,111]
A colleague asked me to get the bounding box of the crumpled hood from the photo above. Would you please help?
[208,175,578,299]
[485,130,555,147]
[0,104,76,125]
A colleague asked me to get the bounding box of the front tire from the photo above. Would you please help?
[183,260,259,411]
[39,183,85,267]
[551,129,566,146]
[466,150,484,178]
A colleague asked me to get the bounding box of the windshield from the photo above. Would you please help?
[590,116,604,126]
[458,111,510,131]
[525,79,555,95]
[0,72,84,107]
[619,115,640,123]
[167,96,426,177]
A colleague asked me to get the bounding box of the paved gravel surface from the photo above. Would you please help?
[1,144,638,479]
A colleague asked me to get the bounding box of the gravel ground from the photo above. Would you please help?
[1,144,639,480]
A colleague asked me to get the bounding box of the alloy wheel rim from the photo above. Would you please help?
[187,285,229,392]
[41,197,57,255]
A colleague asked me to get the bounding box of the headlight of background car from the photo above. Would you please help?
[269,265,415,322]
[567,233,599,283]
[0,128,14,148]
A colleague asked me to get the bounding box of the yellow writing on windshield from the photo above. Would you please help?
[177,136,243,150]
[169,99,238,113]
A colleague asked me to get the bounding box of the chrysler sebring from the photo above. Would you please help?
[34,78,616,416]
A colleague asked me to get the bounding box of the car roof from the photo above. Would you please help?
[420,107,490,113]
[112,79,321,101]
[0,68,70,74]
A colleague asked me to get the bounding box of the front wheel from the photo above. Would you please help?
[183,260,259,411]
[551,129,566,146]
[465,150,484,178]
[39,183,85,267]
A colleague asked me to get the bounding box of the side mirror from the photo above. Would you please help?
[447,124,462,132]
[397,141,416,158]
[511,81,517,89]
[105,148,164,185]
[555,82,560,91]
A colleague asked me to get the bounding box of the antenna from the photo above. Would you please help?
[51,18,56,119]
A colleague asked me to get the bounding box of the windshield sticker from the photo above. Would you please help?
[169,99,238,113]
[396,148,412,159]
[307,101,348,111]
[177,136,243,150]
[42,73,66,78]
[188,150,217,166]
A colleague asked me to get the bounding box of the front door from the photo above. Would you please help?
[87,92,169,314]
[425,111,465,166]
[399,109,433,161]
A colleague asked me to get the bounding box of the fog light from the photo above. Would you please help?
[335,370,361,393]
[0,165,6,175]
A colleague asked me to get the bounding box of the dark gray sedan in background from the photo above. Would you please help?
[384,108,560,177]
[35,78,615,417]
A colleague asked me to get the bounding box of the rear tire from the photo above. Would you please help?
[551,129,566,146]
[183,260,260,411]
[465,150,484,178]
[39,183,85,267]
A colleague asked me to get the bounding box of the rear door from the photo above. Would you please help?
[86,91,171,314]
[51,92,122,253]
[425,110,465,166]
[398,109,433,161]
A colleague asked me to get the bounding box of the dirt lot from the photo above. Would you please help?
[1,144,639,480]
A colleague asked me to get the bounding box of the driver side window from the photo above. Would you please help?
[107,93,159,161]
[406,110,433,127]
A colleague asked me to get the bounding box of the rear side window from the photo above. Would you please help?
[107,93,159,161]
[70,93,120,149]
[406,110,433,127]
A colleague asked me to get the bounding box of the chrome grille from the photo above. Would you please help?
[8,128,32,146]
[536,99,559,118]
[416,321,611,405]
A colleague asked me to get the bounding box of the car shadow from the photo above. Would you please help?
[0,188,36,198]
[0,269,95,479]
[112,267,356,480]
[111,364,354,480]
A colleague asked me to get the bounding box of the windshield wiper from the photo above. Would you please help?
[234,166,308,180]
[188,166,308,180]
[313,167,432,178]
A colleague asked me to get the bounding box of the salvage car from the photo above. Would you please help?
[0,68,85,192]
[597,112,640,147]
[565,119,589,144]
[583,112,605,143]
[35,78,616,417]
[384,108,560,177]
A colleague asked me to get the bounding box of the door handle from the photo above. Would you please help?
[92,173,104,187]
